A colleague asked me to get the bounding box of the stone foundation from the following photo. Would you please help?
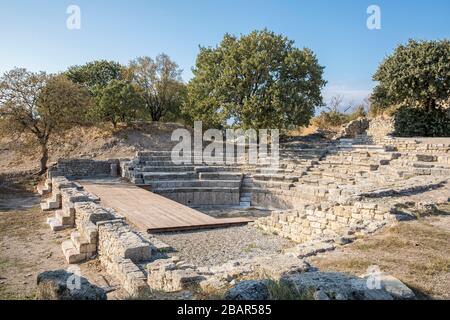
[48,159,120,179]
[37,126,450,297]
[255,201,393,243]
[41,174,154,296]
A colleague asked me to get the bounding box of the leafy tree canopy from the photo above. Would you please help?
[127,54,186,121]
[372,39,450,111]
[184,29,326,129]
[66,60,125,91]
[94,79,144,127]
[0,68,90,173]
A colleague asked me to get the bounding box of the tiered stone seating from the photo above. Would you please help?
[123,140,356,208]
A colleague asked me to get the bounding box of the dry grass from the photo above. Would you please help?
[265,279,315,300]
[0,175,114,300]
[310,208,450,299]
[0,122,188,174]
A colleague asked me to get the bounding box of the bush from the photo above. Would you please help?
[311,107,367,130]
[93,80,144,127]
[372,39,450,112]
[393,105,450,137]
[311,111,347,129]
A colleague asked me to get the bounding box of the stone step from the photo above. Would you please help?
[252,174,300,182]
[415,154,437,162]
[153,187,241,193]
[47,217,70,232]
[256,168,295,174]
[240,196,252,202]
[140,166,196,172]
[198,172,243,180]
[37,184,51,196]
[61,240,90,264]
[391,161,450,169]
[145,161,197,166]
[55,210,74,226]
[144,180,242,189]
[319,161,380,171]
[194,166,244,173]
[142,172,197,180]
[240,201,251,207]
[253,180,295,190]
[40,202,51,211]
[71,231,97,254]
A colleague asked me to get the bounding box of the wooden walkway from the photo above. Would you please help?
[79,179,251,233]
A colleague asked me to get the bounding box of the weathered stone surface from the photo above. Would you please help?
[224,280,270,300]
[362,273,415,300]
[281,272,394,300]
[285,240,336,258]
[36,270,106,300]
[147,258,205,292]
[334,118,370,139]
[49,159,119,179]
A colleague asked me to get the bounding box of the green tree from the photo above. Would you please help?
[0,69,90,173]
[66,60,125,91]
[127,54,186,121]
[372,39,450,111]
[94,79,144,127]
[184,29,326,129]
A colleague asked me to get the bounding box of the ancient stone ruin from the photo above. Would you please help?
[37,119,450,299]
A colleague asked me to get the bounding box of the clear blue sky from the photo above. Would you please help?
[0,0,449,108]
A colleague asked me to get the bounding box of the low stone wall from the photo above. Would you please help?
[42,174,154,296]
[386,140,450,153]
[255,201,394,243]
[251,186,349,210]
[48,159,119,179]
[97,220,153,296]
[152,189,241,206]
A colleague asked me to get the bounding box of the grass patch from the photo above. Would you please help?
[310,214,450,299]
[266,279,315,300]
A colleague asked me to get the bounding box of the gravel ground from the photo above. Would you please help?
[156,223,296,267]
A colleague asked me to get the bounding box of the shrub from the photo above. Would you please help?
[372,39,450,112]
[311,107,367,130]
[93,80,144,127]
[393,105,450,137]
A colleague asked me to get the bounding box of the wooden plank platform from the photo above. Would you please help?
[79,179,251,233]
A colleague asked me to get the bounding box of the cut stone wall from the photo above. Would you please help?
[48,159,119,179]
[97,220,153,296]
[251,186,349,210]
[151,188,241,206]
[255,201,393,243]
[41,174,154,296]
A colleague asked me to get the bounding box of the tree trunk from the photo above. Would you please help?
[38,143,49,175]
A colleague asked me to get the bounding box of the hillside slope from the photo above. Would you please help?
[0,122,187,175]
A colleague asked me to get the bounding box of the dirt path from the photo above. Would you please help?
[0,184,123,299]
